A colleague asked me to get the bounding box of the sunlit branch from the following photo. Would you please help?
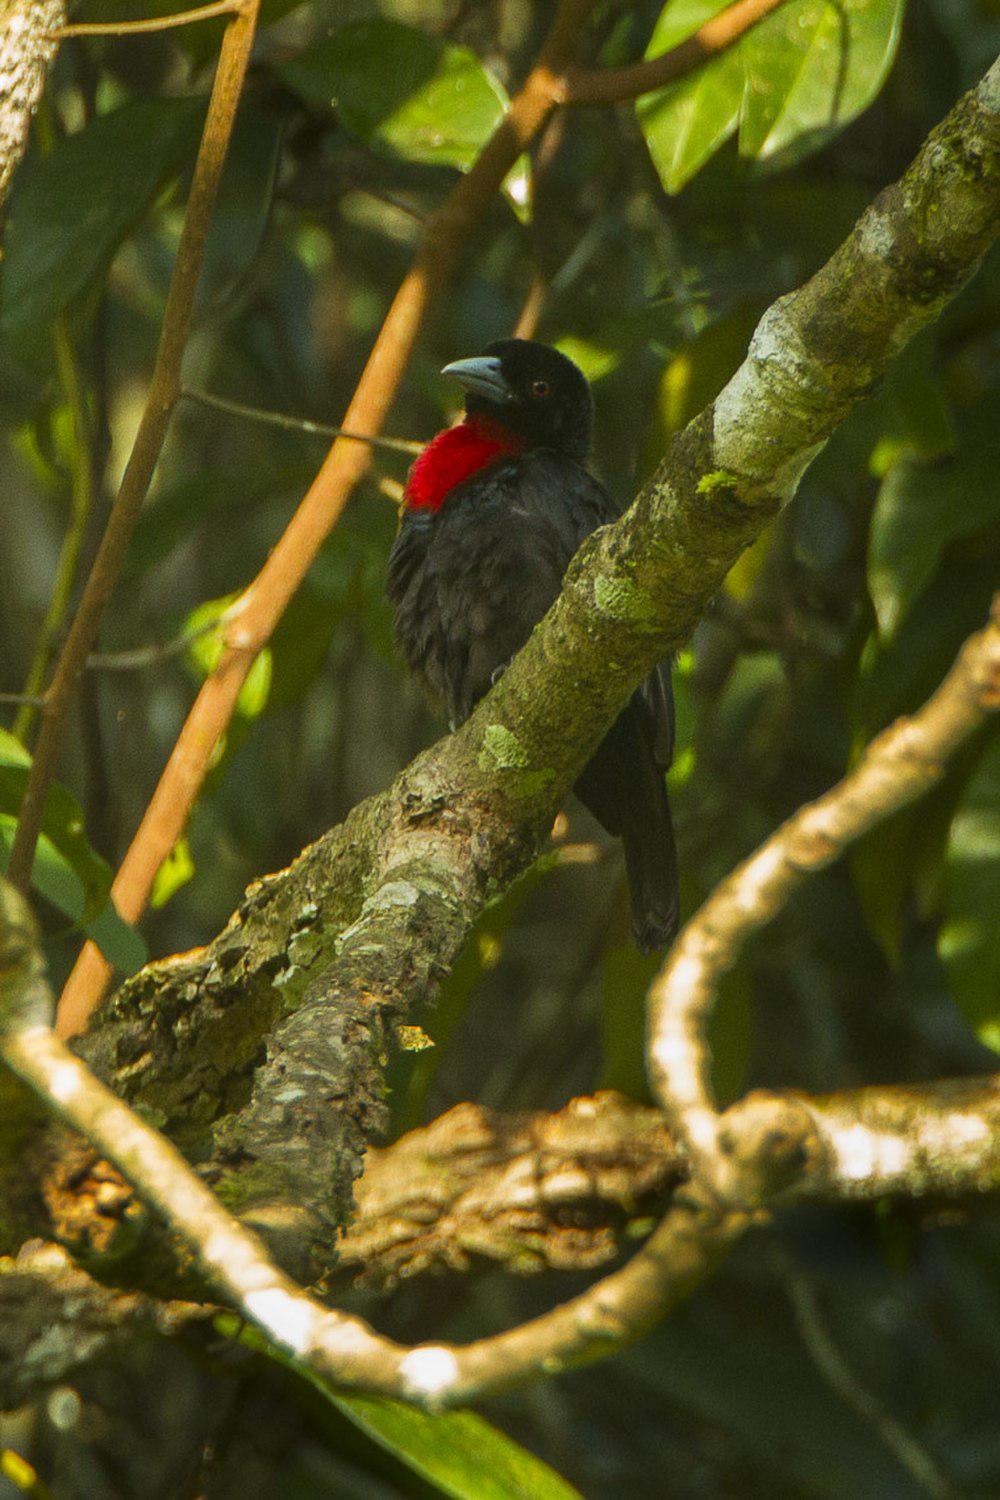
[648,601,1000,1181]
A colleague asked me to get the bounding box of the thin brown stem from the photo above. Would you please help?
[7,0,261,896]
[51,0,241,39]
[563,0,788,106]
[180,386,424,455]
[779,1250,958,1499]
[14,322,95,743]
[86,617,218,673]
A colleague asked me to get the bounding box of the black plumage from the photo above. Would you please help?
[387,339,679,951]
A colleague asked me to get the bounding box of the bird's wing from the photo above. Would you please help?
[386,508,433,603]
[386,509,453,705]
[641,659,676,771]
[521,455,676,772]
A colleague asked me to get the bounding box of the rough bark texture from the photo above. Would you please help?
[2,60,998,1273]
[334,1093,684,1290]
[0,1242,204,1407]
[0,0,62,210]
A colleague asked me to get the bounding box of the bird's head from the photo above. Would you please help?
[441,339,593,463]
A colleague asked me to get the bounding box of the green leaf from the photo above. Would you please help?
[326,1393,581,1500]
[185,596,272,720]
[0,731,145,973]
[0,731,110,921]
[739,0,905,163]
[637,1,745,195]
[279,20,507,171]
[150,837,195,911]
[0,96,204,337]
[220,1317,580,1499]
[939,734,1000,1051]
[85,899,148,977]
[869,416,1000,640]
[636,0,904,193]
[0,820,146,976]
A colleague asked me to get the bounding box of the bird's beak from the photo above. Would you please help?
[440,355,513,403]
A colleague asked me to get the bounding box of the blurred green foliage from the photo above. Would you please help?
[1,0,999,1495]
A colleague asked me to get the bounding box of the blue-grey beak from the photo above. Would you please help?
[440,355,513,403]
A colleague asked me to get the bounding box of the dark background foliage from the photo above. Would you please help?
[1,0,999,1494]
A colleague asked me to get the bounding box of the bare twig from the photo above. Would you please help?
[86,617,219,672]
[778,1248,959,1499]
[52,0,241,39]
[648,601,1000,1181]
[180,386,424,456]
[7,0,262,895]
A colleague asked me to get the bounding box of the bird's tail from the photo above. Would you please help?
[622,797,679,955]
[573,695,680,954]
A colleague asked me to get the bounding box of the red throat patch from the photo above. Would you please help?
[405,416,525,513]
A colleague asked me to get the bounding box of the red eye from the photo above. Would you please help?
[532,379,550,398]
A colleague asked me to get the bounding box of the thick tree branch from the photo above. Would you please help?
[334,1094,683,1291]
[25,57,995,1252]
[0,879,738,1407]
[648,600,1000,1181]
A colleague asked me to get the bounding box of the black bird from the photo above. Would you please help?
[386,339,679,950]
